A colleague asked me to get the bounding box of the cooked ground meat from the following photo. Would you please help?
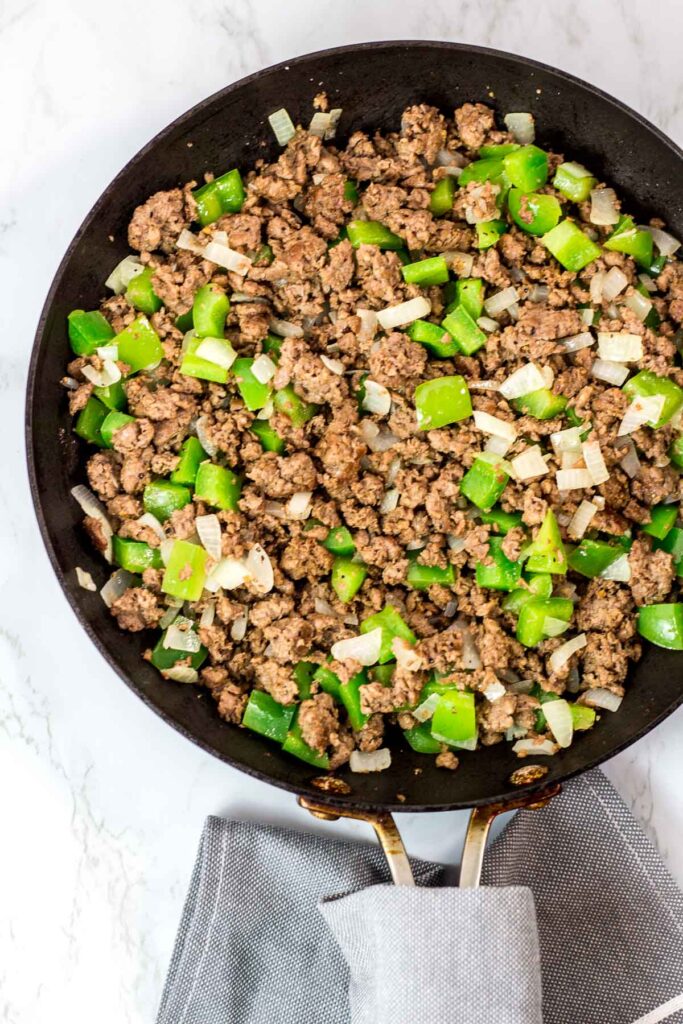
[67,97,683,775]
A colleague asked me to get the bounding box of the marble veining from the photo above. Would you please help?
[2,1,683,1020]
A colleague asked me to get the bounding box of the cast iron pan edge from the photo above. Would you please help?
[26,41,683,812]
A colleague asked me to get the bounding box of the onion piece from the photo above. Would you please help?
[71,484,113,563]
[589,188,620,226]
[195,337,237,370]
[582,688,623,712]
[600,552,631,582]
[619,438,641,479]
[320,354,345,375]
[617,394,666,436]
[269,318,304,338]
[96,344,119,361]
[473,410,517,442]
[159,539,175,567]
[637,273,657,293]
[563,331,595,354]
[484,435,512,457]
[230,608,248,641]
[196,514,222,561]
[550,426,583,454]
[202,241,252,276]
[512,738,558,756]
[548,633,587,674]
[350,747,392,773]
[597,332,643,362]
[362,379,392,416]
[412,692,442,723]
[268,107,296,146]
[582,441,610,485]
[245,544,274,594]
[200,602,216,629]
[251,354,277,384]
[76,567,97,591]
[556,468,594,491]
[568,500,598,539]
[511,446,549,481]
[504,112,535,143]
[176,228,206,255]
[195,416,218,457]
[286,491,313,520]
[465,183,502,224]
[159,602,181,629]
[591,359,630,386]
[640,224,680,257]
[483,681,506,702]
[308,111,332,137]
[359,419,399,453]
[484,286,519,317]
[81,359,122,388]
[164,617,202,653]
[376,296,431,331]
[444,251,474,277]
[601,266,629,301]
[589,272,605,304]
[477,316,499,333]
[356,308,378,340]
[331,627,383,666]
[543,699,574,747]
[624,289,653,323]
[205,557,249,592]
[163,665,199,684]
[580,308,595,328]
[105,255,144,294]
[392,636,422,670]
[100,569,135,607]
[379,488,400,514]
[499,362,546,400]
[528,284,549,303]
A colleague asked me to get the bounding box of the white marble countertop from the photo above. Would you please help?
[2,1,683,1020]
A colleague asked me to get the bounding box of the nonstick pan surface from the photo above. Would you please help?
[26,41,683,812]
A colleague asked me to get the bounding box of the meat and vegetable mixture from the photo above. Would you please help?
[65,98,683,774]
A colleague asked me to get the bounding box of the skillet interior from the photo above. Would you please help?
[26,41,683,812]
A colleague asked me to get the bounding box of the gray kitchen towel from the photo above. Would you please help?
[157,768,683,1024]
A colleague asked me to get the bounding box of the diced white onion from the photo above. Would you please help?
[320,354,345,375]
[159,602,181,629]
[589,272,605,304]
[205,557,249,592]
[473,410,517,442]
[589,188,620,226]
[556,468,594,491]
[548,633,587,674]
[105,255,144,294]
[137,512,166,542]
[597,332,643,362]
[325,108,343,140]
[484,435,512,457]
[314,596,335,615]
[561,450,584,470]
[465,183,502,224]
[76,567,97,591]
[599,552,631,582]
[376,296,431,331]
[551,426,583,455]
[484,286,519,318]
[81,359,122,389]
[504,112,535,144]
[591,359,630,386]
[230,608,248,641]
[350,747,392,773]
[640,225,680,257]
[379,488,400,514]
[359,419,399,453]
[483,681,506,702]
[286,491,313,520]
[245,544,274,594]
[256,398,274,420]
[195,337,237,370]
[499,362,546,400]
[477,316,499,333]
[582,688,623,712]
[202,241,252,276]
[638,273,657,293]
[601,266,629,301]
[468,379,500,391]
[444,251,475,277]
[447,535,467,554]
[568,500,598,539]
[392,636,422,670]
[618,438,641,478]
[163,665,199,684]
[563,331,595,354]
[582,441,610,485]
[176,228,206,255]
[159,539,175,566]
[362,379,392,416]
[268,107,296,146]
[195,513,222,561]
[624,290,653,322]
[100,568,135,607]
[331,627,383,666]
[96,345,119,362]
[269,318,304,338]
[543,699,574,747]
[511,445,549,481]
[529,284,549,303]
[412,692,442,723]
[308,111,332,137]
[71,484,113,563]
[356,308,378,341]
[251,354,277,384]
[195,416,218,457]
[580,308,596,328]
[200,601,216,629]
[544,617,570,638]
[164,617,201,653]
[617,394,666,436]
[512,738,558,756]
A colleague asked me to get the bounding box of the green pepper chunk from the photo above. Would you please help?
[475,220,506,249]
[314,664,343,701]
[361,605,417,664]
[251,419,285,454]
[331,557,367,603]
[525,509,568,575]
[192,284,229,338]
[431,691,477,747]
[243,690,296,743]
[404,722,442,754]
[232,357,271,411]
[100,410,135,448]
[150,630,208,671]
[623,370,683,428]
[570,704,597,731]
[193,168,245,226]
[654,526,683,577]
[670,436,683,470]
[475,537,522,591]
[533,687,560,732]
[459,157,505,187]
[401,255,449,287]
[125,267,162,316]
[112,535,163,573]
[171,436,208,487]
[542,220,601,271]
[407,320,459,358]
[161,540,209,602]
[604,215,653,269]
[282,719,330,769]
[567,538,622,578]
[507,189,562,236]
[637,602,683,650]
[642,504,678,541]
[479,506,523,535]
[512,388,568,420]
[455,278,484,321]
[460,456,509,512]
[516,597,573,648]
[371,664,396,687]
[441,306,487,356]
[273,386,319,427]
[343,179,359,204]
[479,143,520,158]
[115,315,164,373]
[323,526,356,557]
[502,573,553,613]
[552,162,597,203]
[262,333,283,359]
[406,560,455,590]
[339,669,369,732]
[74,397,107,446]
[143,480,192,522]
[94,380,127,411]
[194,463,241,511]
[252,243,274,266]
[68,310,115,357]
[414,375,473,430]
[503,145,548,191]
[347,220,404,250]
[180,336,236,384]
[293,661,316,701]
[175,309,194,333]
[429,177,455,215]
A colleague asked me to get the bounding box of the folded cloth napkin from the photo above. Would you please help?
[156,769,683,1024]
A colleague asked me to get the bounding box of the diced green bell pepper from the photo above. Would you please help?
[371,663,396,687]
[125,267,162,316]
[479,506,523,535]
[193,168,245,226]
[431,691,477,747]
[232,357,271,411]
[175,309,194,333]
[414,375,473,430]
[347,220,404,250]
[343,179,359,203]
[407,559,455,590]
[479,143,520,158]
[262,333,283,358]
[623,370,683,428]
[112,535,163,573]
[513,388,568,420]
[441,306,487,355]
[331,557,367,603]
[282,719,330,769]
[570,703,597,731]
[194,463,241,511]
[642,504,678,541]
[404,722,442,754]
[407,320,459,358]
[401,255,449,287]
[150,630,208,671]
[460,456,509,512]
[654,526,683,577]
[568,538,622,578]
[503,145,548,191]
[323,526,356,557]
[517,597,574,648]
[243,690,296,743]
[475,537,522,591]
[94,380,127,411]
[542,220,601,271]
[670,435,683,470]
[459,157,505,187]
[339,669,369,732]
[455,278,484,321]
[273,386,319,427]
[507,189,562,236]
[314,664,342,701]
[68,310,115,357]
[293,661,316,701]
[115,315,164,373]
[192,284,229,338]
[192,183,222,228]
[552,162,597,203]
[361,605,417,664]
[475,220,506,249]
[429,177,455,215]
[637,602,683,650]
[525,509,568,575]
[502,573,553,613]
[100,410,135,448]
[171,436,208,487]
[74,396,107,446]
[143,480,192,522]
[251,419,285,454]
[604,215,653,269]
[180,336,236,384]
[161,540,209,602]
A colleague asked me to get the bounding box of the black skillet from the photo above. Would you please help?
[26,43,683,841]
